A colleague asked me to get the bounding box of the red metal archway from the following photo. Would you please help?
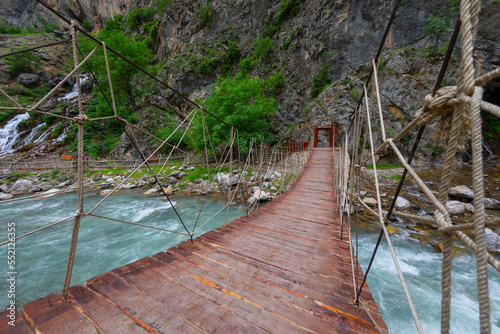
[313,124,337,148]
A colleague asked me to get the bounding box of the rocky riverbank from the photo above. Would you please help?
[356,159,500,254]
[0,162,294,207]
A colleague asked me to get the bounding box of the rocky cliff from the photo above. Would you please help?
[1,0,499,166]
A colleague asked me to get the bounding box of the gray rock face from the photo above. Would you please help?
[17,73,40,88]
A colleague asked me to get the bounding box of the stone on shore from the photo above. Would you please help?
[449,185,474,200]
[446,200,465,215]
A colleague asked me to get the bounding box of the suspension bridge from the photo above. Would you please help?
[1,0,500,332]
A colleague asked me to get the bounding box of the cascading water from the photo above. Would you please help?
[0,112,30,155]
[0,75,90,153]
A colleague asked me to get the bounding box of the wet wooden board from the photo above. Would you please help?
[20,148,387,333]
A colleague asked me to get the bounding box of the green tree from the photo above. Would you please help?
[423,14,451,45]
[4,51,42,74]
[190,74,279,152]
[311,66,332,98]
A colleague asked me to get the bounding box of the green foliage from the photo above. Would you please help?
[81,20,92,31]
[156,0,175,12]
[0,109,16,124]
[423,15,451,39]
[199,4,215,28]
[4,51,42,74]
[198,57,219,74]
[349,88,361,101]
[239,37,273,72]
[43,23,59,33]
[51,123,63,138]
[6,26,24,34]
[311,66,332,98]
[221,40,240,74]
[191,74,279,152]
[277,0,303,25]
[127,7,155,30]
[366,163,404,170]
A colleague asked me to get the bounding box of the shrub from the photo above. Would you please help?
[51,123,63,138]
[311,66,332,98]
[350,88,361,101]
[43,23,59,33]
[199,4,215,28]
[127,7,155,30]
[423,14,451,44]
[4,51,42,74]
[277,0,303,25]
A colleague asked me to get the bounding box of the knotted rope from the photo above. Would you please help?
[73,114,90,124]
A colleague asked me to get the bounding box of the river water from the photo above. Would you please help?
[1,190,499,332]
[0,190,250,311]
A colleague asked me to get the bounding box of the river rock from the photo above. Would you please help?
[464,203,475,213]
[10,179,32,193]
[162,187,174,196]
[214,172,229,184]
[100,189,119,196]
[38,188,62,198]
[227,174,240,186]
[484,198,500,210]
[17,73,40,88]
[177,172,187,179]
[446,200,465,215]
[40,183,52,191]
[106,178,114,183]
[30,185,42,193]
[100,184,111,189]
[0,193,13,200]
[486,228,500,254]
[248,188,269,204]
[395,197,410,210]
[363,197,377,206]
[168,177,178,184]
[0,184,10,192]
[194,178,203,184]
[144,188,158,195]
[271,186,278,192]
[169,170,181,178]
[449,185,474,200]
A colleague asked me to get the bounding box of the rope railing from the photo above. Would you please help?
[0,9,312,300]
[334,0,499,332]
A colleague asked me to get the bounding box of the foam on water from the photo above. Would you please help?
[356,226,500,333]
[0,190,247,309]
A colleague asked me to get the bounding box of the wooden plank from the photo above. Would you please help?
[86,272,200,333]
[169,245,381,333]
[0,310,33,334]
[67,286,149,334]
[111,260,266,333]
[21,293,98,334]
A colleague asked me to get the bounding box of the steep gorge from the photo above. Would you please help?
[1,0,499,166]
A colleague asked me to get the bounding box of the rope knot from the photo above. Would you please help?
[73,114,90,125]
[414,85,471,149]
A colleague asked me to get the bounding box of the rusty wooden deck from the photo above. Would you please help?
[5,148,387,333]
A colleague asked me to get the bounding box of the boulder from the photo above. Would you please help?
[40,183,52,191]
[30,185,42,193]
[486,229,500,254]
[106,178,115,183]
[271,186,278,192]
[464,203,475,213]
[168,177,178,184]
[449,185,474,200]
[446,200,465,215]
[0,184,10,192]
[100,189,119,196]
[100,184,112,190]
[17,73,40,88]
[395,197,410,210]
[0,193,13,200]
[484,198,500,210]
[363,197,377,206]
[162,187,174,196]
[169,170,181,178]
[252,188,269,202]
[10,179,32,193]
[38,188,62,199]
[177,172,188,179]
[144,188,158,195]
[227,174,240,186]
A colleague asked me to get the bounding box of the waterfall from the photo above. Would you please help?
[483,140,494,158]
[0,113,30,155]
[35,124,56,143]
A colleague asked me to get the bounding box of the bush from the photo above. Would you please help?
[423,14,451,44]
[199,4,215,28]
[51,123,63,138]
[43,23,59,33]
[6,26,23,34]
[198,57,219,74]
[277,0,303,25]
[4,51,42,74]
[311,66,332,98]
[190,73,279,152]
[127,7,155,30]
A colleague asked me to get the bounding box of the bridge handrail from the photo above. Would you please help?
[333,0,500,332]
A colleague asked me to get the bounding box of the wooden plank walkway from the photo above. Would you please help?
[10,148,387,333]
